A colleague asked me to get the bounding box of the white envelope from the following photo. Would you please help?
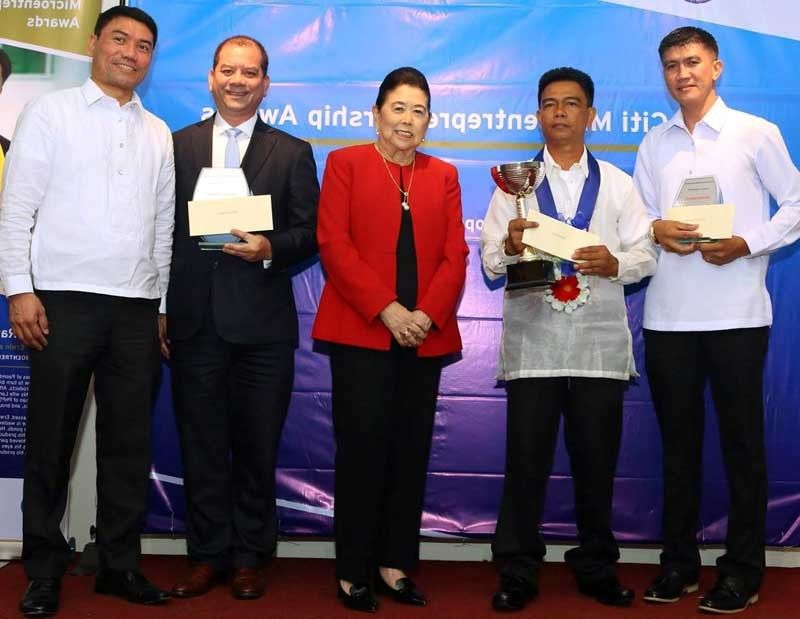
[188,195,273,237]
[522,211,601,262]
[665,203,734,240]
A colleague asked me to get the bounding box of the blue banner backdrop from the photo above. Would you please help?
[2,0,797,546]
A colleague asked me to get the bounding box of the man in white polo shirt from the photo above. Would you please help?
[634,26,800,614]
[0,6,174,616]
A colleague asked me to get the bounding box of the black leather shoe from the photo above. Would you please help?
[95,569,170,605]
[578,578,635,607]
[19,579,60,617]
[338,582,378,613]
[643,569,699,603]
[698,576,758,614]
[491,576,537,612]
[377,576,427,606]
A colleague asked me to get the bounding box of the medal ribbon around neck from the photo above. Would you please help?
[375,143,415,210]
[533,149,600,313]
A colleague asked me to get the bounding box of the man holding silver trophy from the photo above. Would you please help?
[481,67,656,611]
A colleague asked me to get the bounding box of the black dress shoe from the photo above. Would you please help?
[491,576,537,612]
[337,582,378,613]
[95,569,170,605]
[19,579,60,617]
[578,578,635,607]
[698,576,758,614]
[377,576,427,606]
[643,569,699,603]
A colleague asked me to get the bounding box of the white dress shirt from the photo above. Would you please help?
[481,147,656,381]
[634,97,800,331]
[0,78,175,303]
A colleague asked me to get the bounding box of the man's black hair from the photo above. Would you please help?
[213,36,269,76]
[538,67,594,107]
[658,26,719,60]
[94,6,158,47]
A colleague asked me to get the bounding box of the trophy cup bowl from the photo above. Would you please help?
[491,161,556,290]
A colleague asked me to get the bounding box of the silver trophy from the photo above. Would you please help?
[491,161,556,290]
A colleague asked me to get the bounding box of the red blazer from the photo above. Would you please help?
[312,144,468,357]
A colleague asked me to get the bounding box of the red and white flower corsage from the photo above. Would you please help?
[544,270,590,313]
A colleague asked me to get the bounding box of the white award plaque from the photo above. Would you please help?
[191,167,251,250]
[670,176,734,243]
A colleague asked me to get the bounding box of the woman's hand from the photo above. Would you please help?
[379,301,426,347]
[409,309,433,334]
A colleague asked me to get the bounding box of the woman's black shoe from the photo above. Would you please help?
[338,582,378,613]
[377,576,427,606]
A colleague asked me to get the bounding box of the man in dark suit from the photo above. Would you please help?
[163,35,319,600]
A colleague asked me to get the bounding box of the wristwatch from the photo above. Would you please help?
[649,220,660,246]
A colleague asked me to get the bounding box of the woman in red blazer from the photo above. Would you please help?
[313,67,468,612]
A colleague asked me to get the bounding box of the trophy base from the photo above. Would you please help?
[506,259,556,291]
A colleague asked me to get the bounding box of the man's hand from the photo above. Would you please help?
[505,218,538,255]
[158,314,170,359]
[8,292,49,351]
[697,236,750,266]
[573,245,619,278]
[652,219,701,254]
[222,229,272,262]
[379,301,426,348]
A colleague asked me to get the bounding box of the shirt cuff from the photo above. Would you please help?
[3,274,34,297]
[608,250,624,283]
[738,230,761,258]
[262,259,272,270]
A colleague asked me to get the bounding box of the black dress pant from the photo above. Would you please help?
[330,343,443,584]
[22,291,160,578]
[170,311,294,570]
[644,327,769,592]
[492,377,627,587]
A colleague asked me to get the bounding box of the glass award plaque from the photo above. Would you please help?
[192,167,251,250]
[671,176,732,244]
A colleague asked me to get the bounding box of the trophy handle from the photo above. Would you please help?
[491,166,509,194]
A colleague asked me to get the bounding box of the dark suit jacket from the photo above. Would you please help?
[167,116,319,345]
[0,135,9,155]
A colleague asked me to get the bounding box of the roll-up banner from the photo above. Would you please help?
[131,0,800,546]
[4,0,799,550]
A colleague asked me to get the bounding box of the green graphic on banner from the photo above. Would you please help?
[0,0,102,59]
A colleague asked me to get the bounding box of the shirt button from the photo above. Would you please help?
[119,143,124,148]
[117,170,123,175]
